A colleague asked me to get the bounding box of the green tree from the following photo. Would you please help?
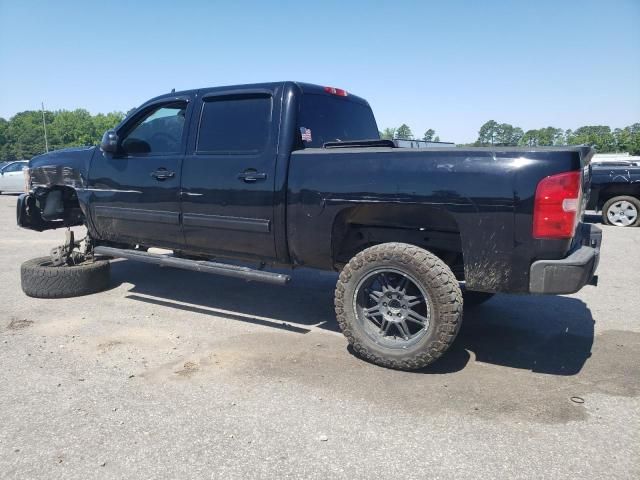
[520,129,540,147]
[552,127,565,145]
[564,129,573,141]
[396,124,413,140]
[49,109,96,149]
[423,129,436,141]
[0,118,8,160]
[93,112,125,137]
[519,127,564,147]
[477,121,522,146]
[477,120,499,145]
[3,111,51,160]
[380,127,396,140]
[539,127,564,145]
[0,109,126,161]
[614,123,640,155]
[613,128,624,151]
[566,125,616,152]
[494,123,523,146]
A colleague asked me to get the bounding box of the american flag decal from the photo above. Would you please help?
[300,127,312,142]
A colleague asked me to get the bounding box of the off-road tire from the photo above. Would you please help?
[602,195,640,227]
[21,256,111,298]
[335,243,463,370]
[463,291,495,307]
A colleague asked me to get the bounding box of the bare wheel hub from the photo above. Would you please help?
[49,230,93,266]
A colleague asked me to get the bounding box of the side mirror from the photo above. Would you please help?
[100,129,119,153]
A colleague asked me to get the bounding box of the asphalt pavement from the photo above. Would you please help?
[0,195,638,479]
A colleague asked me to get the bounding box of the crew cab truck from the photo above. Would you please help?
[16,81,601,370]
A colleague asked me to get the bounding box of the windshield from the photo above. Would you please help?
[298,93,379,148]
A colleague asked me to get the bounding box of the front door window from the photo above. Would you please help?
[120,103,187,155]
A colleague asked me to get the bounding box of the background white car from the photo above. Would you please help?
[0,160,28,194]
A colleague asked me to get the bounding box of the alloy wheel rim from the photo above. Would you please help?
[607,200,638,226]
[353,268,431,349]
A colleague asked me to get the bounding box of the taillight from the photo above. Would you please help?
[533,171,581,239]
[324,86,348,97]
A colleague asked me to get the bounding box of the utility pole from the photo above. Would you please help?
[41,102,49,153]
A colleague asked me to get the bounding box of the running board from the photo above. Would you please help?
[93,246,291,286]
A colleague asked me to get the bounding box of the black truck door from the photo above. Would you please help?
[180,90,278,260]
[88,97,192,248]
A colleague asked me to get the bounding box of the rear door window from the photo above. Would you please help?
[298,94,379,148]
[196,94,272,154]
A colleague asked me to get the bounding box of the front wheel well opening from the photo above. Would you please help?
[30,186,84,227]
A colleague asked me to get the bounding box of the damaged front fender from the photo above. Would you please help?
[16,190,84,231]
[18,146,96,232]
[28,146,95,190]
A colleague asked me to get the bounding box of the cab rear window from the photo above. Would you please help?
[298,94,379,148]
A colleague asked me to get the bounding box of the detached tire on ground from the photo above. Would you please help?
[602,195,640,227]
[335,243,463,370]
[21,256,111,298]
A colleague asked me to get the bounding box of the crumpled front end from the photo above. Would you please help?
[17,146,96,231]
[17,189,84,231]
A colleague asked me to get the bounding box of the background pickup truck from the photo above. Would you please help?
[587,160,640,227]
[16,81,601,370]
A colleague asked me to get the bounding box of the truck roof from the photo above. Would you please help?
[145,81,371,107]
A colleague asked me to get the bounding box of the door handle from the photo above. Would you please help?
[238,170,267,183]
[151,168,175,181]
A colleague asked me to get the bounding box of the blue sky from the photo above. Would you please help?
[1,0,638,143]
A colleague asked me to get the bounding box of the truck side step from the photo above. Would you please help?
[93,246,291,286]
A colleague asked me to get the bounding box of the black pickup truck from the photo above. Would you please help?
[16,81,601,370]
[587,160,640,227]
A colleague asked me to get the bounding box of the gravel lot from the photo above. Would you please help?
[0,194,638,479]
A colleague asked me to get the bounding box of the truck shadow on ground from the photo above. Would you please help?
[425,295,594,376]
[110,260,594,377]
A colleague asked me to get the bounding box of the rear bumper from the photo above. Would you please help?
[529,224,602,294]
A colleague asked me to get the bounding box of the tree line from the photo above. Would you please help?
[2,109,639,162]
[379,121,640,154]
[0,109,125,161]
[380,125,442,143]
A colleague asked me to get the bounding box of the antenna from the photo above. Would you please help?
[41,102,49,153]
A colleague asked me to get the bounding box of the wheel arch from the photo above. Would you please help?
[596,184,640,210]
[19,185,86,231]
[330,203,465,277]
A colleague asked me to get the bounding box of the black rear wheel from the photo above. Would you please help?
[335,243,463,370]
